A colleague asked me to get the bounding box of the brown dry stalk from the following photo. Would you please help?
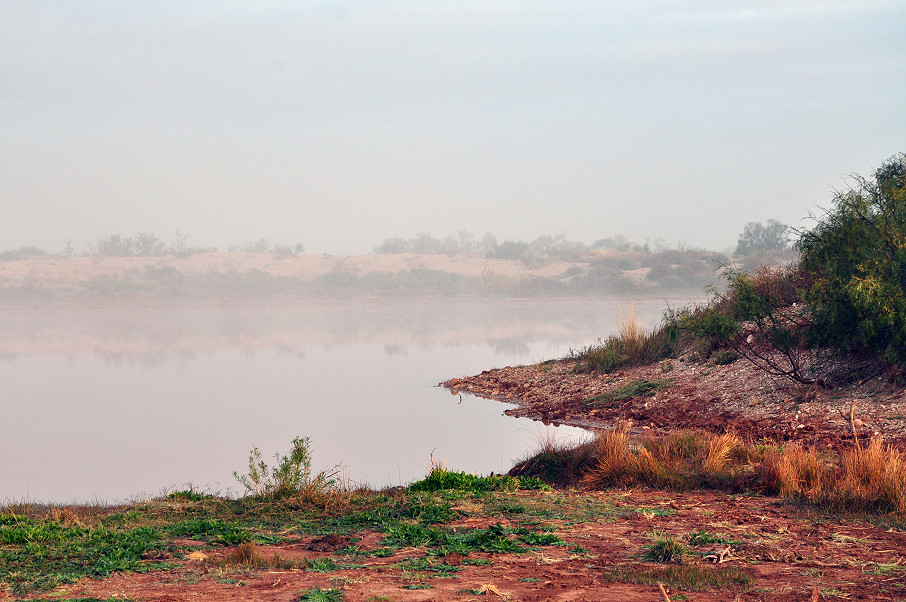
[839,399,861,452]
[657,581,671,602]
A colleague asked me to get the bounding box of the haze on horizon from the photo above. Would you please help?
[2,1,904,256]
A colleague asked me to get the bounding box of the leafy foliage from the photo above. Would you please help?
[798,153,906,368]
[408,468,549,493]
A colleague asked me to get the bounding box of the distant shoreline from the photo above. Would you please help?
[0,251,725,307]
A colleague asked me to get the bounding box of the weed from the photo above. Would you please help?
[462,557,493,566]
[644,534,688,563]
[306,556,341,572]
[220,542,295,569]
[711,350,739,365]
[167,488,210,502]
[166,518,251,545]
[234,436,339,502]
[298,586,345,602]
[380,523,449,548]
[585,379,672,406]
[408,467,548,493]
[687,530,736,547]
[608,564,753,591]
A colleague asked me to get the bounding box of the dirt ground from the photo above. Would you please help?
[443,354,906,450]
[6,489,905,602]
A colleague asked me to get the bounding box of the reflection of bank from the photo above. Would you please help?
[0,299,693,361]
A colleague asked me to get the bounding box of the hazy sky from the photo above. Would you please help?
[2,1,904,254]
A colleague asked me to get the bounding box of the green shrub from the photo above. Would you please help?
[233,436,338,501]
[643,534,688,562]
[798,153,906,368]
[408,468,549,493]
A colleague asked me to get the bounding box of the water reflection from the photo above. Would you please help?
[0,299,688,503]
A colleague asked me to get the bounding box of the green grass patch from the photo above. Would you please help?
[608,564,753,591]
[166,517,252,545]
[687,530,738,547]
[408,468,549,493]
[643,535,688,563]
[298,586,345,601]
[585,379,672,406]
[0,515,169,595]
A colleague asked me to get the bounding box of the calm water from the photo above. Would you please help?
[0,299,682,503]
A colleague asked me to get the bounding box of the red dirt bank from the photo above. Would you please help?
[443,355,906,449]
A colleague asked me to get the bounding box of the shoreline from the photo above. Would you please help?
[443,354,906,450]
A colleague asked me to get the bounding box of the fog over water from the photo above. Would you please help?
[2,2,904,254]
[0,299,682,503]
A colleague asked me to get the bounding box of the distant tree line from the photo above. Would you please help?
[2,221,792,265]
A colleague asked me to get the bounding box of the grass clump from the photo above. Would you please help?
[220,542,296,569]
[643,534,688,563]
[297,586,345,601]
[408,467,549,493]
[608,564,753,592]
[585,378,673,406]
[578,425,744,490]
[573,305,680,373]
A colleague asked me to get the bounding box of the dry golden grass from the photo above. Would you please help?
[834,438,906,513]
[755,442,824,497]
[619,304,648,362]
[574,427,906,514]
[219,542,296,569]
[702,432,744,475]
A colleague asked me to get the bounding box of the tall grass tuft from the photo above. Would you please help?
[562,428,906,516]
[220,542,296,569]
[755,442,824,497]
[619,305,647,363]
[574,307,679,374]
[834,439,906,513]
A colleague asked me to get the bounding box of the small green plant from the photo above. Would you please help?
[687,530,735,546]
[305,556,340,572]
[233,436,339,500]
[585,379,672,406]
[166,518,251,545]
[298,586,345,602]
[710,350,739,365]
[408,467,549,493]
[644,534,688,563]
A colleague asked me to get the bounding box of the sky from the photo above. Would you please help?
[2,1,904,255]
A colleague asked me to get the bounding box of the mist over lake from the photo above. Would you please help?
[0,300,688,502]
[0,298,686,504]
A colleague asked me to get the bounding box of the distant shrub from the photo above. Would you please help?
[0,246,48,261]
[735,219,791,256]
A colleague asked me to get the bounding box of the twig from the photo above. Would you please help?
[849,399,860,453]
[657,581,671,602]
[811,583,820,601]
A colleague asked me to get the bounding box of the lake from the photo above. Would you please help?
[0,298,685,503]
